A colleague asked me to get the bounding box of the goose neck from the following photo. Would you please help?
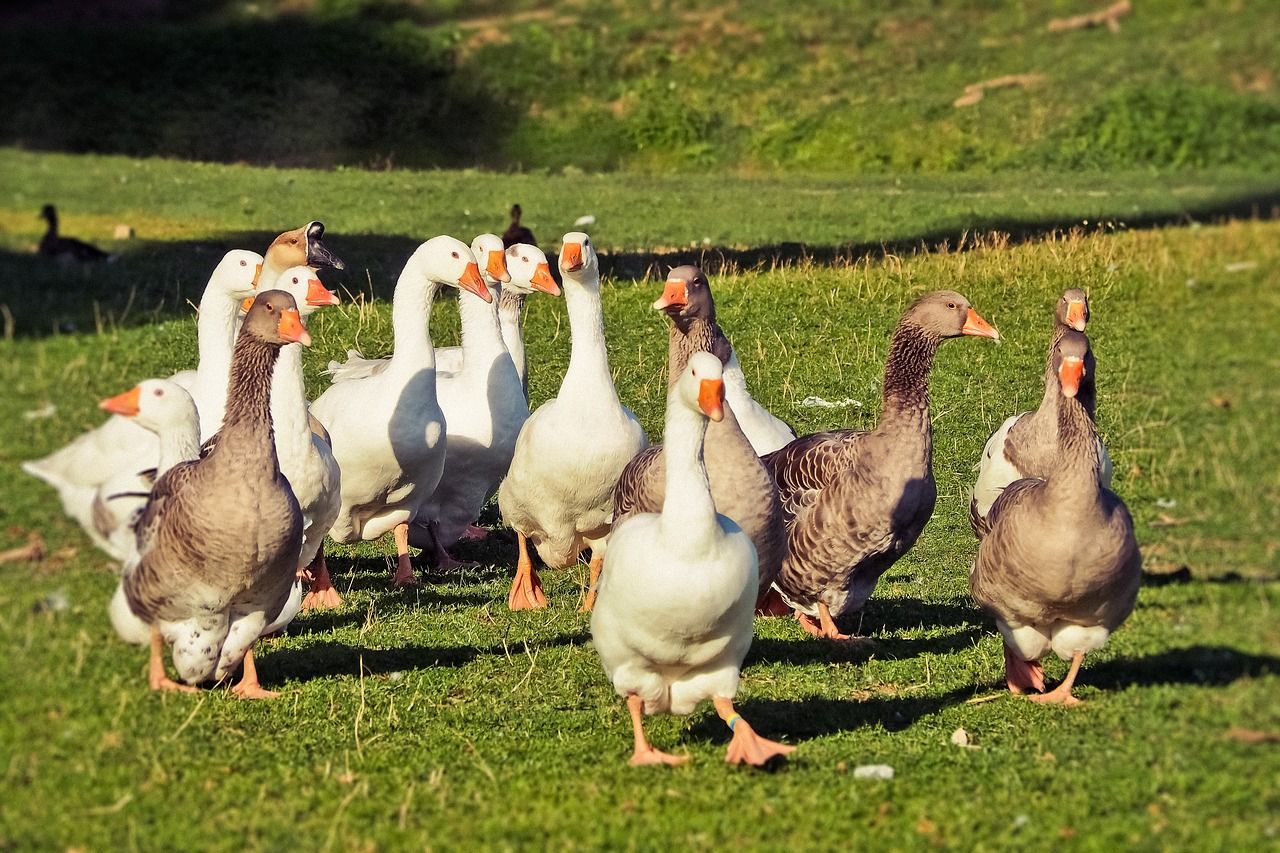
[459,285,507,364]
[1048,395,1103,501]
[217,335,282,469]
[389,267,442,371]
[658,396,717,549]
[270,343,312,448]
[560,277,617,400]
[156,418,200,476]
[879,320,940,434]
[667,318,728,387]
[499,289,528,387]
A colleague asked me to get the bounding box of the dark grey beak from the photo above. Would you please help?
[305,221,345,271]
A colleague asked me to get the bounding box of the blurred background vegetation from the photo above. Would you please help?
[2,0,1277,174]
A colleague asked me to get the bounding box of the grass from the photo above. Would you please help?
[2,1,1279,173]
[0,152,1277,848]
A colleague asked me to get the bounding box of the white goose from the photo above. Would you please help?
[22,250,263,545]
[409,237,561,568]
[310,236,489,587]
[591,353,795,767]
[497,231,648,610]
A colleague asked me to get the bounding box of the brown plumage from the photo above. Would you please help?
[502,204,536,248]
[970,288,1111,537]
[609,266,785,606]
[38,204,114,262]
[122,290,308,696]
[970,329,1140,704]
[763,290,1000,639]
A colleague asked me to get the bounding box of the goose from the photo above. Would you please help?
[498,231,648,610]
[970,288,1113,536]
[22,222,343,531]
[652,265,795,455]
[763,291,1000,640]
[592,353,795,767]
[971,330,1140,704]
[21,249,264,542]
[606,266,785,613]
[89,380,201,566]
[243,268,344,612]
[310,236,489,588]
[38,204,115,262]
[408,238,561,568]
[502,204,536,248]
[121,290,309,697]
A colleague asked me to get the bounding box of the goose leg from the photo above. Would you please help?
[148,624,198,694]
[1029,651,1084,706]
[507,532,547,610]
[231,646,279,700]
[1003,642,1046,694]
[713,696,795,767]
[627,694,687,766]
[796,603,855,641]
[300,547,343,611]
[578,552,603,613]
[391,523,419,587]
[755,585,792,617]
[425,520,478,572]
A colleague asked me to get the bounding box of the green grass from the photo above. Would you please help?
[2,1,1279,173]
[1,156,1277,848]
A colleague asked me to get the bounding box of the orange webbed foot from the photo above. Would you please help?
[629,745,690,767]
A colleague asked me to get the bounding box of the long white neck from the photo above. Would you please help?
[458,282,508,369]
[658,396,718,553]
[155,416,200,477]
[191,287,242,440]
[388,257,442,373]
[270,343,311,451]
[559,274,618,403]
[499,289,528,389]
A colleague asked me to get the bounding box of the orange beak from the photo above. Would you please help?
[457,261,492,303]
[99,385,142,417]
[1065,299,1087,331]
[487,250,511,284]
[1059,356,1084,398]
[530,263,561,296]
[560,242,583,273]
[306,278,340,307]
[961,308,1000,341]
[277,308,311,346]
[252,263,263,287]
[653,280,688,311]
[698,378,725,422]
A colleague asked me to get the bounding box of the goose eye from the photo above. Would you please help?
[451,251,460,259]
[240,260,247,267]
[292,277,299,284]
[521,256,528,262]
[290,238,298,245]
[153,389,164,397]
[947,302,957,309]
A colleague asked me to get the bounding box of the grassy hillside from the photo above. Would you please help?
[2,0,1278,173]
[0,195,1276,847]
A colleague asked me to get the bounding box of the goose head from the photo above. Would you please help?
[1054,329,1094,399]
[39,204,57,225]
[510,204,523,225]
[558,231,599,286]
[410,235,491,302]
[1056,288,1090,332]
[264,222,345,274]
[503,244,560,296]
[653,264,714,325]
[906,290,1000,341]
[99,378,198,435]
[242,290,312,347]
[242,265,340,321]
[212,249,267,299]
[472,233,512,289]
[678,351,726,422]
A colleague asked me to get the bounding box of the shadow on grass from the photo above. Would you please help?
[6,184,1278,338]
[262,639,501,683]
[749,625,982,666]
[1085,644,1280,690]
[683,686,977,745]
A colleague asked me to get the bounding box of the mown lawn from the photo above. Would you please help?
[0,157,1277,849]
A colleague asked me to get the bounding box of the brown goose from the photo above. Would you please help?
[970,288,1112,536]
[971,329,1140,704]
[121,290,309,698]
[605,266,785,612]
[38,203,115,262]
[502,204,537,248]
[763,291,1000,640]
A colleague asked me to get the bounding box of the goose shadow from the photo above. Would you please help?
[680,685,977,746]
[1081,645,1280,691]
[748,626,983,667]
[260,638,505,683]
[856,597,984,634]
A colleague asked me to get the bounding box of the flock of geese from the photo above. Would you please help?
[24,219,1141,766]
